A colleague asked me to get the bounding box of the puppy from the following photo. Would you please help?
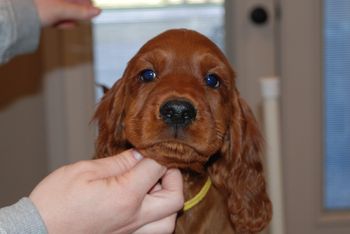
[94,29,272,233]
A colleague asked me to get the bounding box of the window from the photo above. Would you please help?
[323,0,350,210]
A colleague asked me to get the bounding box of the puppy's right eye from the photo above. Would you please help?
[204,73,220,88]
[139,69,157,82]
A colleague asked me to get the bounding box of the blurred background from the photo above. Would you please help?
[1,0,350,233]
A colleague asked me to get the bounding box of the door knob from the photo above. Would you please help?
[250,6,269,25]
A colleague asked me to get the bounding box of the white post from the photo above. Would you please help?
[260,77,285,234]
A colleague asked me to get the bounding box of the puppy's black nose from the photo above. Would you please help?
[159,100,196,127]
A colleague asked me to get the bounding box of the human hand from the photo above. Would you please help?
[29,150,184,234]
[33,0,101,27]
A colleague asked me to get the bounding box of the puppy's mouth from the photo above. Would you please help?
[138,141,209,172]
[126,99,216,171]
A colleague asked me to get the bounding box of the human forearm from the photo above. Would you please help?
[0,0,41,64]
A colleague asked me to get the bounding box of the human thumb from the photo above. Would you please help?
[87,150,144,180]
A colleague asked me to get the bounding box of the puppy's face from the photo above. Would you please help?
[119,29,236,170]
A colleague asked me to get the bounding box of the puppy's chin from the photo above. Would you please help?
[138,142,209,173]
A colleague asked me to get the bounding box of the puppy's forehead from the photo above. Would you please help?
[138,29,225,59]
[128,29,234,83]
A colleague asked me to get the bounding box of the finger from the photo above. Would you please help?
[56,2,101,21]
[133,213,177,234]
[123,158,167,195]
[55,20,77,29]
[138,169,184,223]
[161,168,183,193]
[66,0,93,4]
[87,149,143,180]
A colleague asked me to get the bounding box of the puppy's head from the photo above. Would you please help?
[94,29,272,232]
[95,29,233,171]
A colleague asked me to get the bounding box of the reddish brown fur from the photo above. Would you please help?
[93,29,272,233]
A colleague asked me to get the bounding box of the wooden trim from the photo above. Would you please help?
[41,23,96,171]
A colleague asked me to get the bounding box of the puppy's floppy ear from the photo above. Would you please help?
[95,82,110,94]
[93,77,128,158]
[209,94,272,233]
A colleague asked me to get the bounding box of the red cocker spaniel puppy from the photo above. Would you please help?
[94,29,272,233]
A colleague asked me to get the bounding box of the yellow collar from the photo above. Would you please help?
[183,178,212,212]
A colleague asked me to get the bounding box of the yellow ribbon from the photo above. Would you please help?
[183,178,212,212]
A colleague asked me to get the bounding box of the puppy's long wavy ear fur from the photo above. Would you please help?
[93,78,128,158]
[209,93,272,233]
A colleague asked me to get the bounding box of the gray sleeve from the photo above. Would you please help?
[0,197,48,234]
[0,0,41,64]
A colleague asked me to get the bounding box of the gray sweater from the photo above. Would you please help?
[0,0,40,64]
[0,198,47,234]
[0,0,47,233]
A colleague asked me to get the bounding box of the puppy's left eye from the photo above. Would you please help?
[204,73,220,88]
[139,69,157,82]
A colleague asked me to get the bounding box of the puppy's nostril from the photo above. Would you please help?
[159,100,196,127]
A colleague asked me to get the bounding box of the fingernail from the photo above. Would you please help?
[92,7,102,16]
[132,150,143,161]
